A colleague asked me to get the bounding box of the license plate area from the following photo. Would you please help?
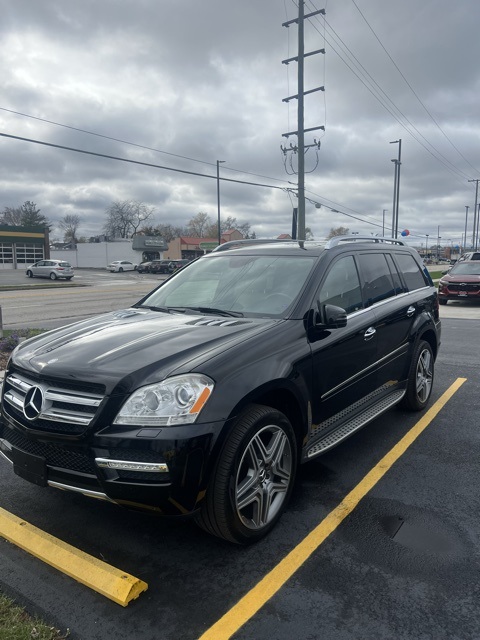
[11,447,47,487]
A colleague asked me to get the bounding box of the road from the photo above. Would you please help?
[0,270,165,331]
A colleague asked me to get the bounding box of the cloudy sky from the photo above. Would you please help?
[1,0,480,249]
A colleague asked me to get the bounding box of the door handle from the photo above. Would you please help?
[364,326,376,341]
[407,305,416,317]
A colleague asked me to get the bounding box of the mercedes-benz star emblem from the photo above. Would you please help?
[23,386,44,421]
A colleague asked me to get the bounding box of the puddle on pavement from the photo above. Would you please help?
[381,515,461,556]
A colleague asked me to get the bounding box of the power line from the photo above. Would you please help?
[0,105,294,188]
[0,131,287,191]
[350,0,480,177]
[303,0,476,185]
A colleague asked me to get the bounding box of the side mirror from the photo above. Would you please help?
[316,303,347,329]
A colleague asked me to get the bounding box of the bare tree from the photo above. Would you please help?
[58,214,81,243]
[104,200,155,238]
[138,223,183,243]
[326,226,350,239]
[186,212,211,237]
[1,206,23,226]
[204,215,254,239]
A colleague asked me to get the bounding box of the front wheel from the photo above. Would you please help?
[27,270,33,278]
[196,404,297,544]
[401,340,434,411]
[439,299,447,305]
[118,267,123,272]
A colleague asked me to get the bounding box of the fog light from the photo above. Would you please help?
[95,458,169,473]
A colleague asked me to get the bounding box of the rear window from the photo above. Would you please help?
[394,253,428,291]
[58,262,71,267]
[357,253,396,306]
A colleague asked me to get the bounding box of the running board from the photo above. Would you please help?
[307,389,406,459]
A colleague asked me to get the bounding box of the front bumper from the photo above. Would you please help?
[0,415,222,516]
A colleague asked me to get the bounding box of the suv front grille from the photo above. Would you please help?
[3,370,104,435]
[448,283,480,292]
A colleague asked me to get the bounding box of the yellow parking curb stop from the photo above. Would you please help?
[0,507,148,606]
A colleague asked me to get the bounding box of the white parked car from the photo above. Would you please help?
[26,260,74,280]
[107,260,138,273]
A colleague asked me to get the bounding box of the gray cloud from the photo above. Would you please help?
[1,0,479,247]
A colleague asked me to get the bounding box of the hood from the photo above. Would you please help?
[443,273,480,282]
[12,308,277,393]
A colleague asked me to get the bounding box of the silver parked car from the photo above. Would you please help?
[26,260,74,280]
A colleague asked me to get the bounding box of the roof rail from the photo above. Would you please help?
[212,238,297,252]
[325,235,406,248]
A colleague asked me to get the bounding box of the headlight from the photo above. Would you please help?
[113,374,214,426]
[438,280,446,289]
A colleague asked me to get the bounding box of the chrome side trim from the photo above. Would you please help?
[321,344,406,400]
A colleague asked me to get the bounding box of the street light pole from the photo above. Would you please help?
[382,209,387,237]
[425,234,429,259]
[464,205,469,251]
[390,139,402,238]
[216,160,225,246]
[468,179,479,251]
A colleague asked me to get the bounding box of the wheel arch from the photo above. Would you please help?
[212,382,309,467]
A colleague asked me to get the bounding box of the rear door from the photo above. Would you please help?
[356,251,423,386]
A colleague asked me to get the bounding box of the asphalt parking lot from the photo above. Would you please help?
[0,269,479,639]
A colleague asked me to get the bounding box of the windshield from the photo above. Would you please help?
[141,254,317,317]
[450,262,480,276]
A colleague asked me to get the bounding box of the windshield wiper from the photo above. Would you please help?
[134,304,172,314]
[178,306,244,318]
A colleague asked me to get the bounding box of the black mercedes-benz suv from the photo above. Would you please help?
[0,236,441,543]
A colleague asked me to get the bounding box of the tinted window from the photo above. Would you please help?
[145,254,317,317]
[394,253,428,291]
[385,254,406,294]
[318,255,363,314]
[358,253,395,306]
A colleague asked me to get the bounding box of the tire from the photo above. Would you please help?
[439,299,447,305]
[66,277,73,281]
[27,270,33,278]
[196,404,297,544]
[118,267,123,273]
[50,272,57,280]
[401,340,434,411]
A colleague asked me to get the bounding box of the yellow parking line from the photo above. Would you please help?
[0,507,148,606]
[199,377,467,640]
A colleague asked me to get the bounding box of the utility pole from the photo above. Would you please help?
[468,179,479,250]
[216,160,225,246]
[282,2,325,242]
